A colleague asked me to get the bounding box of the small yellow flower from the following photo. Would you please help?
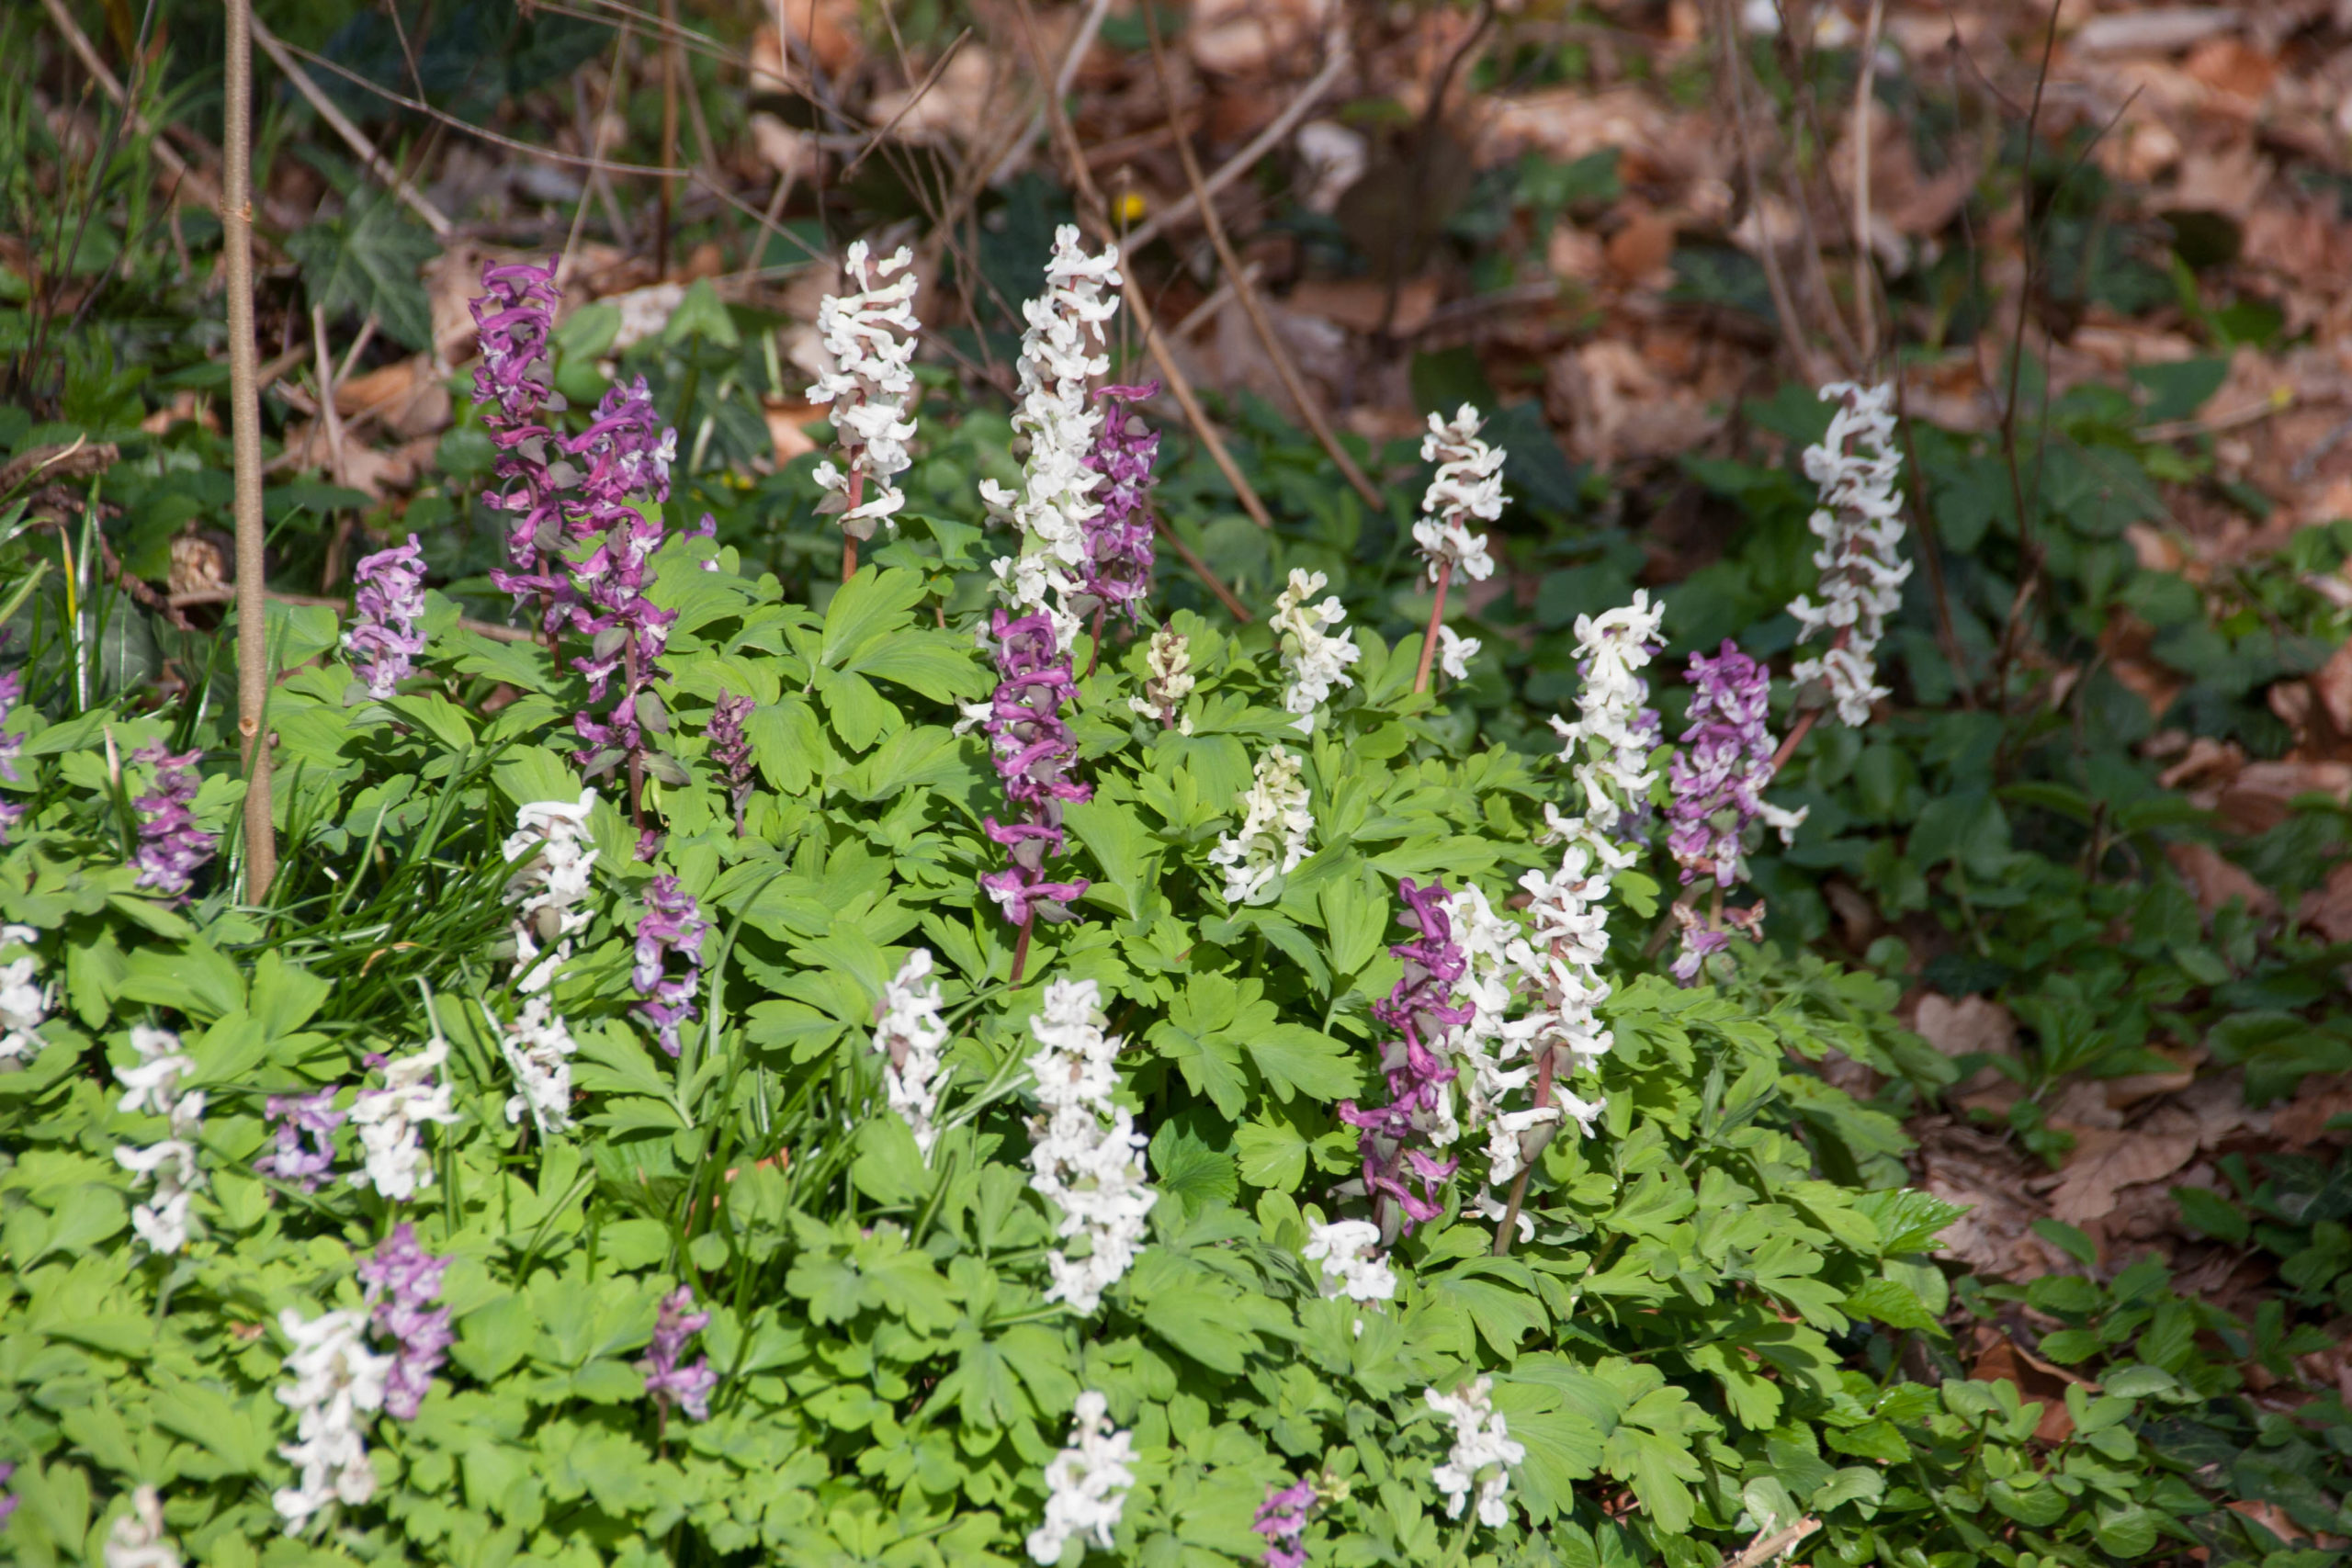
[1114,191,1147,226]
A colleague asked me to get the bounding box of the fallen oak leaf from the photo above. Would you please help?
[2046,1111,2201,1226]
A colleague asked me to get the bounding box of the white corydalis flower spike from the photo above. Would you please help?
[872,947,951,1159]
[1025,1390,1136,1564]
[1545,590,1665,840]
[1023,978,1155,1314]
[1303,1218,1397,1306]
[492,996,579,1134]
[983,225,1123,652]
[114,1023,205,1255]
[1414,404,1503,584]
[808,240,922,543]
[1425,1377,1525,1529]
[1788,381,1910,727]
[1128,624,1195,732]
[272,1307,390,1533]
[0,923,51,1063]
[1208,745,1313,905]
[502,791,599,995]
[1271,569,1361,734]
[348,1032,460,1202]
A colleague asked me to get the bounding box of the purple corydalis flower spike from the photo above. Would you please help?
[356,1222,452,1421]
[1253,1478,1316,1568]
[974,609,1092,943]
[634,876,707,1057]
[641,1285,717,1422]
[473,258,567,598]
[1665,639,1804,985]
[0,670,23,842]
[130,742,214,901]
[345,535,429,699]
[707,694,754,833]
[1337,877,1467,1235]
[255,1089,345,1192]
[1078,381,1159,627]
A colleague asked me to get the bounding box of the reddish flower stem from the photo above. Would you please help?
[1412,561,1454,695]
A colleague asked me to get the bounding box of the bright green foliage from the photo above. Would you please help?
[0,500,2256,1568]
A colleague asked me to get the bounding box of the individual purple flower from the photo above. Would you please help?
[633,876,707,1057]
[1253,1479,1317,1568]
[344,535,428,699]
[130,742,213,901]
[254,1089,345,1191]
[0,669,24,842]
[356,1222,452,1421]
[969,609,1092,980]
[1077,381,1159,633]
[707,694,754,835]
[640,1285,717,1422]
[1337,878,1468,1236]
[1664,641,1805,985]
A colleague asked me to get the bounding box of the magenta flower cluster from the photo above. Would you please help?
[1078,381,1159,626]
[1666,640,1783,983]
[1253,1479,1316,1568]
[346,534,428,699]
[634,875,707,1057]
[469,259,679,824]
[131,742,213,901]
[254,1089,345,1191]
[976,610,1092,931]
[357,1223,452,1421]
[0,669,23,841]
[1337,878,1466,1234]
[640,1285,717,1422]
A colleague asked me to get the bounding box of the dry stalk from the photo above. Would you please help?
[224,0,277,897]
[247,15,455,238]
[1713,0,1826,388]
[1851,0,1887,361]
[1141,7,1381,512]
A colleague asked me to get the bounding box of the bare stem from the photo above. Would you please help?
[1411,561,1454,695]
[1490,1049,1556,1257]
[1009,919,1034,986]
[224,0,277,899]
[1770,705,1820,775]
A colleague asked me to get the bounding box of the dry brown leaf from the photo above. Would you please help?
[1970,1337,2079,1442]
[763,399,824,466]
[1605,209,1677,283]
[1910,993,2018,1096]
[2271,1074,2352,1147]
[1283,277,1438,336]
[169,532,226,597]
[2165,841,2280,919]
[2296,861,2352,942]
[1188,0,1335,76]
[2215,760,2352,833]
[2047,1114,2201,1225]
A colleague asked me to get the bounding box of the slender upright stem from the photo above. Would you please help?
[657,0,681,276]
[1086,604,1105,680]
[1009,919,1034,986]
[1490,1049,1555,1257]
[1411,561,1454,695]
[841,465,865,581]
[224,0,276,899]
[1770,706,1820,775]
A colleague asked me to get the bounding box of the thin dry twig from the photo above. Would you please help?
[311,306,351,491]
[1007,0,1277,534]
[1715,0,1826,388]
[1724,1517,1823,1568]
[1852,0,1887,362]
[36,0,217,205]
[247,15,456,239]
[842,28,975,178]
[1142,8,1381,512]
[1120,29,1352,254]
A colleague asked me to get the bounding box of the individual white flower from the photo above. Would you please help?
[1546,591,1666,838]
[986,225,1123,650]
[1436,625,1481,682]
[1426,1377,1524,1529]
[872,948,952,1159]
[1024,979,1156,1315]
[1414,404,1503,584]
[807,240,922,542]
[0,922,51,1063]
[1026,1390,1137,1564]
[1787,381,1910,728]
[104,1485,182,1568]
[1304,1219,1396,1303]
[348,1032,461,1202]
[272,1307,390,1533]
[114,1024,205,1255]
[1271,569,1361,734]
[503,791,600,994]
[1208,745,1313,905]
[491,996,577,1134]
[1128,624,1195,733]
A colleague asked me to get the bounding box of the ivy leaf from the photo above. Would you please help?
[282,196,437,349]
